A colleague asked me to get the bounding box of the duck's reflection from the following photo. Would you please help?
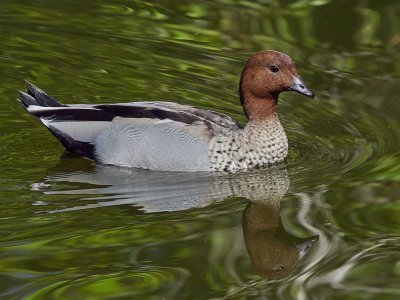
[243,196,318,279]
[33,156,318,280]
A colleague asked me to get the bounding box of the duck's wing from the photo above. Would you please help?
[93,101,241,132]
[19,82,240,166]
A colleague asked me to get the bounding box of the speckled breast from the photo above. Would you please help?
[209,116,288,172]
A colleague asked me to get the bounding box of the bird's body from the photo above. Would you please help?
[19,50,314,172]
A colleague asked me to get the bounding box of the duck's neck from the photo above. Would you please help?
[242,92,279,123]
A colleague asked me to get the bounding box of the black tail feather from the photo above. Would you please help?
[20,81,67,108]
[19,91,37,109]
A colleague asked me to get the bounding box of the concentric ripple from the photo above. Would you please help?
[285,99,400,186]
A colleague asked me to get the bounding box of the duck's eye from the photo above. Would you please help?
[272,266,285,272]
[270,65,280,73]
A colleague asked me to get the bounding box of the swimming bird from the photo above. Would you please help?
[19,50,314,172]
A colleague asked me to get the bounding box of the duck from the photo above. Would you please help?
[19,50,314,172]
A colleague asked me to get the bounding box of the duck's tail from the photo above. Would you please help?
[18,81,98,160]
[19,81,67,110]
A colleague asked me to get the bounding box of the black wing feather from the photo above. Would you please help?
[19,82,241,129]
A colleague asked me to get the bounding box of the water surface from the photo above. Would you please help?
[1,0,400,299]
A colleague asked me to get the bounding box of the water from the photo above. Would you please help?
[1,0,400,299]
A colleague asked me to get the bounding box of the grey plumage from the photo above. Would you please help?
[95,117,212,171]
[19,82,244,171]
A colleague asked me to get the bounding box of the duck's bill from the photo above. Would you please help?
[288,76,315,98]
[296,235,319,259]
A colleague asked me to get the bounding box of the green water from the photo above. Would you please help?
[1,0,400,299]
